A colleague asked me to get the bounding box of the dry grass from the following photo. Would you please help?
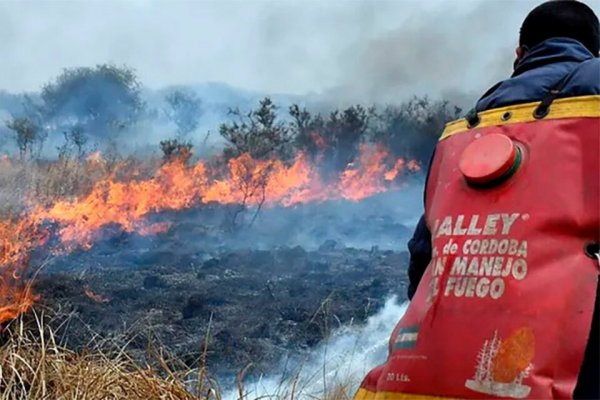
[0,310,356,400]
[0,310,223,400]
[0,154,162,216]
[0,157,104,216]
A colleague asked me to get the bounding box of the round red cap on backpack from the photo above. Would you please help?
[459,133,519,185]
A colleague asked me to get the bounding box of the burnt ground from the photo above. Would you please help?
[26,197,415,377]
[34,245,408,376]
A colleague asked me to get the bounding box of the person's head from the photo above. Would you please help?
[515,0,599,64]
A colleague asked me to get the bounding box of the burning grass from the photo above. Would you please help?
[0,145,418,325]
[0,310,355,400]
[0,150,401,398]
[0,153,118,215]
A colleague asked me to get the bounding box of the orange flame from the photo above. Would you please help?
[384,159,405,181]
[0,144,420,322]
[310,132,327,150]
[339,145,389,201]
[407,159,421,172]
[0,219,46,322]
[84,285,110,304]
[138,222,171,236]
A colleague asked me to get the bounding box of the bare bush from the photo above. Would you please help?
[5,117,42,161]
[220,97,292,161]
[165,90,203,139]
[160,139,194,165]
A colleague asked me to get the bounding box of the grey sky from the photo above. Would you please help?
[1,0,598,100]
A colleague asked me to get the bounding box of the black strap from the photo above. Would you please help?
[465,107,480,129]
[465,63,583,127]
[533,69,576,119]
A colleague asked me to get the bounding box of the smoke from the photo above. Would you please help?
[250,187,423,250]
[323,0,542,107]
[4,0,599,154]
[224,297,408,400]
[1,0,583,99]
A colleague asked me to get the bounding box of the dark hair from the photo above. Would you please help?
[519,0,599,55]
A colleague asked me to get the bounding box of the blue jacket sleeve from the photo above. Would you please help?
[407,214,432,300]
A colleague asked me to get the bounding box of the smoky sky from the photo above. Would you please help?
[1,0,598,101]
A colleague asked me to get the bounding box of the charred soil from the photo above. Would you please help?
[34,241,409,377]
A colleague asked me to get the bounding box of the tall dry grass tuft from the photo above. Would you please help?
[0,156,105,215]
[0,310,222,400]
[0,154,162,216]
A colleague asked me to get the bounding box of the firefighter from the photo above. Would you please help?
[357,1,599,399]
[410,2,600,398]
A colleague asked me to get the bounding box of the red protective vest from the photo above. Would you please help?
[355,95,600,400]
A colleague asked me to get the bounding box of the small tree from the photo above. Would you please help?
[220,97,292,161]
[164,90,202,139]
[323,105,372,172]
[228,154,274,229]
[290,104,326,161]
[54,125,88,161]
[6,117,39,160]
[41,64,145,138]
[219,98,291,228]
[68,125,88,160]
[371,96,462,164]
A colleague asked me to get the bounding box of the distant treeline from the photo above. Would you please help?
[1,64,463,168]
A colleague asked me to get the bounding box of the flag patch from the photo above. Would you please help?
[394,325,419,349]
